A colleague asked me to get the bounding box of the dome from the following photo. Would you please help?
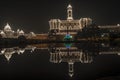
[19,30,24,34]
[0,31,6,38]
[4,23,12,31]
[0,31,5,35]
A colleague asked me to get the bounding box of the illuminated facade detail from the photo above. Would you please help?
[49,4,92,34]
[98,24,120,33]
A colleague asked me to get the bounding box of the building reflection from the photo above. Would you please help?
[49,45,93,77]
[0,46,36,61]
[0,43,49,61]
[49,44,93,77]
[0,42,120,77]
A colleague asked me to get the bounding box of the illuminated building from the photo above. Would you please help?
[0,4,120,41]
[49,4,92,35]
[0,23,36,38]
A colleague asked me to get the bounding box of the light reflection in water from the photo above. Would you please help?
[0,42,120,78]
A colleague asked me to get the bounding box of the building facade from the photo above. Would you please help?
[49,4,92,35]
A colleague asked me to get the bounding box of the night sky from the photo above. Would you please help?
[0,0,120,33]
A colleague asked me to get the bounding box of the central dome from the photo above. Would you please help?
[4,23,12,32]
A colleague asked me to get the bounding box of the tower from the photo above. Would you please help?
[67,4,73,20]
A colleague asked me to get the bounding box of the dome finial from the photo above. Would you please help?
[67,4,72,8]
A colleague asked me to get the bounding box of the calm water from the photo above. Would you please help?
[0,42,120,80]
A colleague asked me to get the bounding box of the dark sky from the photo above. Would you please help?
[0,0,120,33]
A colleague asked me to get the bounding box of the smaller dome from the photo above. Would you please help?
[0,31,5,34]
[19,30,24,34]
[0,31,6,38]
